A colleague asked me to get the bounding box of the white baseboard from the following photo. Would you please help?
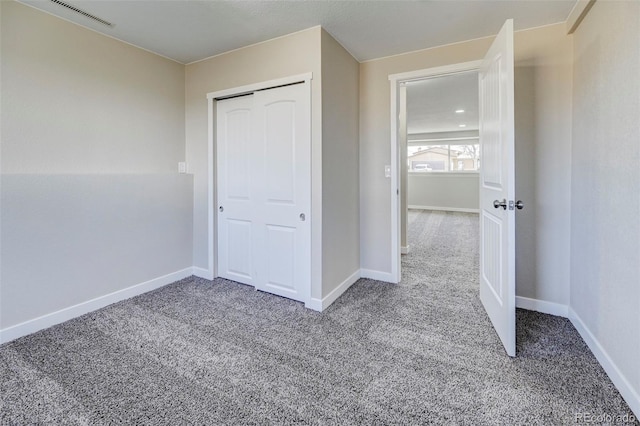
[306,269,361,312]
[360,268,395,283]
[408,205,479,213]
[0,267,193,344]
[305,298,323,311]
[515,296,568,318]
[569,307,640,418]
[192,266,214,280]
[401,245,410,255]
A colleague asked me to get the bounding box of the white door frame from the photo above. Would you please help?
[388,61,481,283]
[204,73,313,281]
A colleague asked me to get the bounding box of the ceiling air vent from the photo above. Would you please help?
[50,0,113,27]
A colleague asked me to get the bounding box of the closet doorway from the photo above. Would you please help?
[215,81,311,303]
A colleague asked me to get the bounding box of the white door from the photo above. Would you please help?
[216,94,257,286]
[216,83,311,303]
[479,20,516,357]
[252,84,311,302]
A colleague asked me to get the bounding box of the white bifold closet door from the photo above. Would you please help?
[216,83,311,303]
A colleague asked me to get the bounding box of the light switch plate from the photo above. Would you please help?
[384,165,391,178]
[178,162,187,174]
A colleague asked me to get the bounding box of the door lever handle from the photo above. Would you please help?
[493,199,507,210]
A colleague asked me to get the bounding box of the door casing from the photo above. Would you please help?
[388,61,482,283]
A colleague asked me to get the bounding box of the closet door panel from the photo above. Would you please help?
[216,82,310,304]
[216,95,256,286]
[254,84,311,303]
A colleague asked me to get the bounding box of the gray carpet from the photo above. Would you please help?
[1,209,636,425]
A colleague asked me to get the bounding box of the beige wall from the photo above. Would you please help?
[571,0,640,414]
[185,27,360,300]
[360,37,492,276]
[408,174,479,211]
[2,1,185,174]
[359,23,573,307]
[2,1,637,411]
[2,175,193,328]
[1,1,192,329]
[514,24,573,305]
[185,27,324,297]
[320,30,360,297]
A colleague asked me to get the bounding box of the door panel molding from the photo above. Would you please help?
[478,19,516,357]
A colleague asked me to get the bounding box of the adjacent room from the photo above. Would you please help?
[1,0,638,423]
[401,71,480,258]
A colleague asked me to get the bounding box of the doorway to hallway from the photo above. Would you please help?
[390,20,517,356]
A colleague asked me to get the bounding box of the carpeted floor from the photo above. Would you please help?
[1,209,636,424]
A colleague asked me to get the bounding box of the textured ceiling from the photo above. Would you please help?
[407,72,479,135]
[19,0,577,64]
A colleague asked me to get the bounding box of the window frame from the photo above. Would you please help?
[408,137,480,174]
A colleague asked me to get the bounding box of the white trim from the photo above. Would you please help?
[305,298,323,312]
[206,73,313,100]
[408,172,479,177]
[409,136,479,143]
[389,81,401,283]
[306,270,360,312]
[360,269,396,283]
[192,266,213,280]
[515,296,568,318]
[0,268,193,344]
[389,61,482,285]
[566,0,596,34]
[401,246,410,255]
[569,307,640,418]
[206,93,216,281]
[389,61,482,83]
[408,205,479,213]
[205,73,314,298]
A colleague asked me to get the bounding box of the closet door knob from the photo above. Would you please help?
[299,213,306,221]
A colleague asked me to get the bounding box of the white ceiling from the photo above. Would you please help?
[20,0,577,64]
[406,71,479,135]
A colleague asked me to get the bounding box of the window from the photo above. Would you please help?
[408,142,479,172]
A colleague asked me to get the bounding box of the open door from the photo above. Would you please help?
[479,20,516,356]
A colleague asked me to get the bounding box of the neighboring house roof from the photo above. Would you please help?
[408,146,467,158]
